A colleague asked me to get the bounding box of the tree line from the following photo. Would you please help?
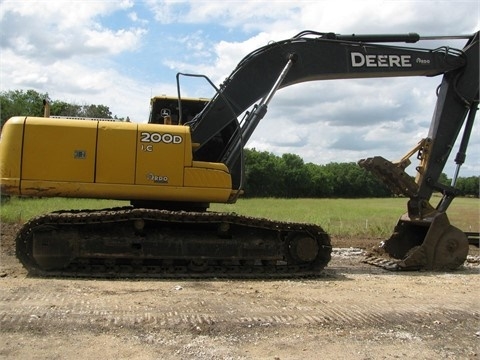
[243,149,479,198]
[0,89,128,126]
[1,89,477,198]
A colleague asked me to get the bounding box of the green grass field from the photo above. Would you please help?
[212,196,479,237]
[1,195,478,238]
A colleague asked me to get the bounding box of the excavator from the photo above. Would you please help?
[0,30,478,277]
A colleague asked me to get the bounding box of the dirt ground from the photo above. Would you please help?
[0,222,479,360]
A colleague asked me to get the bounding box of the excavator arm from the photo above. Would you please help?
[188,32,468,178]
[187,30,479,269]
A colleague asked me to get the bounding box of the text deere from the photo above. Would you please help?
[351,52,412,68]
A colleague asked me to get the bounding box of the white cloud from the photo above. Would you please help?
[144,0,479,34]
[0,0,145,60]
[83,28,147,54]
[145,0,301,31]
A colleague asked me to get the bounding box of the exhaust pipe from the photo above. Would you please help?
[43,99,50,118]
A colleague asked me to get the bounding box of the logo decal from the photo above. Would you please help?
[74,150,86,159]
[147,173,169,184]
[351,52,412,68]
[140,132,183,144]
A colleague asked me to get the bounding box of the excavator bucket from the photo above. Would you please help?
[378,212,469,270]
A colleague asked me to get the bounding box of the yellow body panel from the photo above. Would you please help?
[96,122,137,184]
[22,117,97,182]
[19,180,232,203]
[0,117,24,193]
[0,116,233,204]
[135,124,189,186]
[184,162,231,188]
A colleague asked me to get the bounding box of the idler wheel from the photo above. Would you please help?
[287,233,319,263]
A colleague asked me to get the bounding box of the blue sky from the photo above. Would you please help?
[1,0,479,178]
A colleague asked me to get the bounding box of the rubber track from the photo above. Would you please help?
[16,207,332,279]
